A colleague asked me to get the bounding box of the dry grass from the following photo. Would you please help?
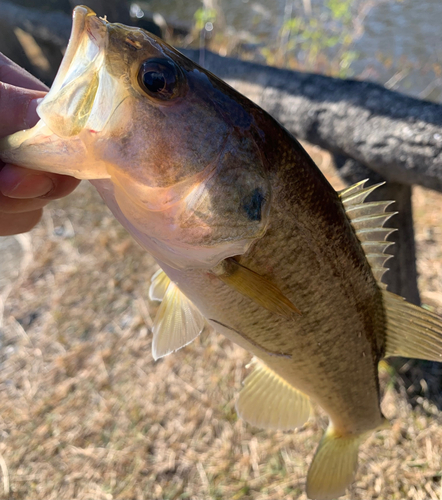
[1,150,442,500]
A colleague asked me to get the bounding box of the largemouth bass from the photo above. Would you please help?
[2,6,442,499]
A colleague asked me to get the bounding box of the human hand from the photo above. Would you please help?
[0,54,80,236]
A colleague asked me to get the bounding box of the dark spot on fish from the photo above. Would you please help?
[243,188,265,221]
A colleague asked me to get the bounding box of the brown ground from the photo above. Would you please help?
[0,148,442,500]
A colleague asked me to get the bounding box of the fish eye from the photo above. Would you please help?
[138,58,182,100]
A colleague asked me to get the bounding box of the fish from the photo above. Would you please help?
[1,5,442,499]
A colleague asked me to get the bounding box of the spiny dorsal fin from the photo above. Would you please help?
[339,180,385,206]
[339,180,397,288]
[236,358,311,430]
[149,270,206,360]
[337,178,368,199]
[382,290,442,361]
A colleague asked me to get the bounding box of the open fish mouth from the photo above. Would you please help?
[0,5,126,179]
[37,5,116,138]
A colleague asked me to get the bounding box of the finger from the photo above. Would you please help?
[42,174,81,200]
[0,53,48,92]
[0,209,43,236]
[0,164,54,198]
[0,82,45,136]
[0,164,81,200]
[0,192,48,213]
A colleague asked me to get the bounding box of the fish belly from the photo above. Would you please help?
[160,249,385,436]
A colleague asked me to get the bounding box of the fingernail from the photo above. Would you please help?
[25,97,43,129]
[6,174,54,199]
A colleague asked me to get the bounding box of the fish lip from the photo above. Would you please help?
[80,6,108,46]
[35,5,118,139]
[73,5,107,45]
[47,6,107,97]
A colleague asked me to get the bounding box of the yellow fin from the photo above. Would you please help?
[152,282,206,360]
[339,179,397,287]
[148,269,171,302]
[339,180,385,206]
[383,290,442,361]
[307,419,388,500]
[236,358,311,430]
[337,178,369,199]
[306,425,363,500]
[217,259,301,319]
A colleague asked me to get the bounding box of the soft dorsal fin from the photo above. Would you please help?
[149,270,206,360]
[217,258,301,319]
[236,358,311,430]
[339,180,397,288]
[382,290,442,361]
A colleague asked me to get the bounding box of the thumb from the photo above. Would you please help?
[0,82,46,137]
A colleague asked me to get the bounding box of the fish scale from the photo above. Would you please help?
[154,131,385,436]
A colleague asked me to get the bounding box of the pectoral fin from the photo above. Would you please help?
[236,358,311,430]
[382,290,442,361]
[217,258,301,319]
[152,281,206,360]
[149,268,171,302]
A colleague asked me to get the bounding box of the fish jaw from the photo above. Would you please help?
[0,6,273,270]
[0,6,125,179]
[92,178,267,270]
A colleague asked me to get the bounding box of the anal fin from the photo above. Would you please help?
[236,358,311,430]
[217,258,301,319]
[383,290,442,361]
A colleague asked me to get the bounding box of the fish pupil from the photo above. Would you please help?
[143,71,166,93]
[138,58,179,100]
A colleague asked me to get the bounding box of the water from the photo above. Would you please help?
[354,0,442,101]
[144,0,442,102]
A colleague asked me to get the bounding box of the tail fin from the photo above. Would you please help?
[306,425,362,500]
[382,290,442,361]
